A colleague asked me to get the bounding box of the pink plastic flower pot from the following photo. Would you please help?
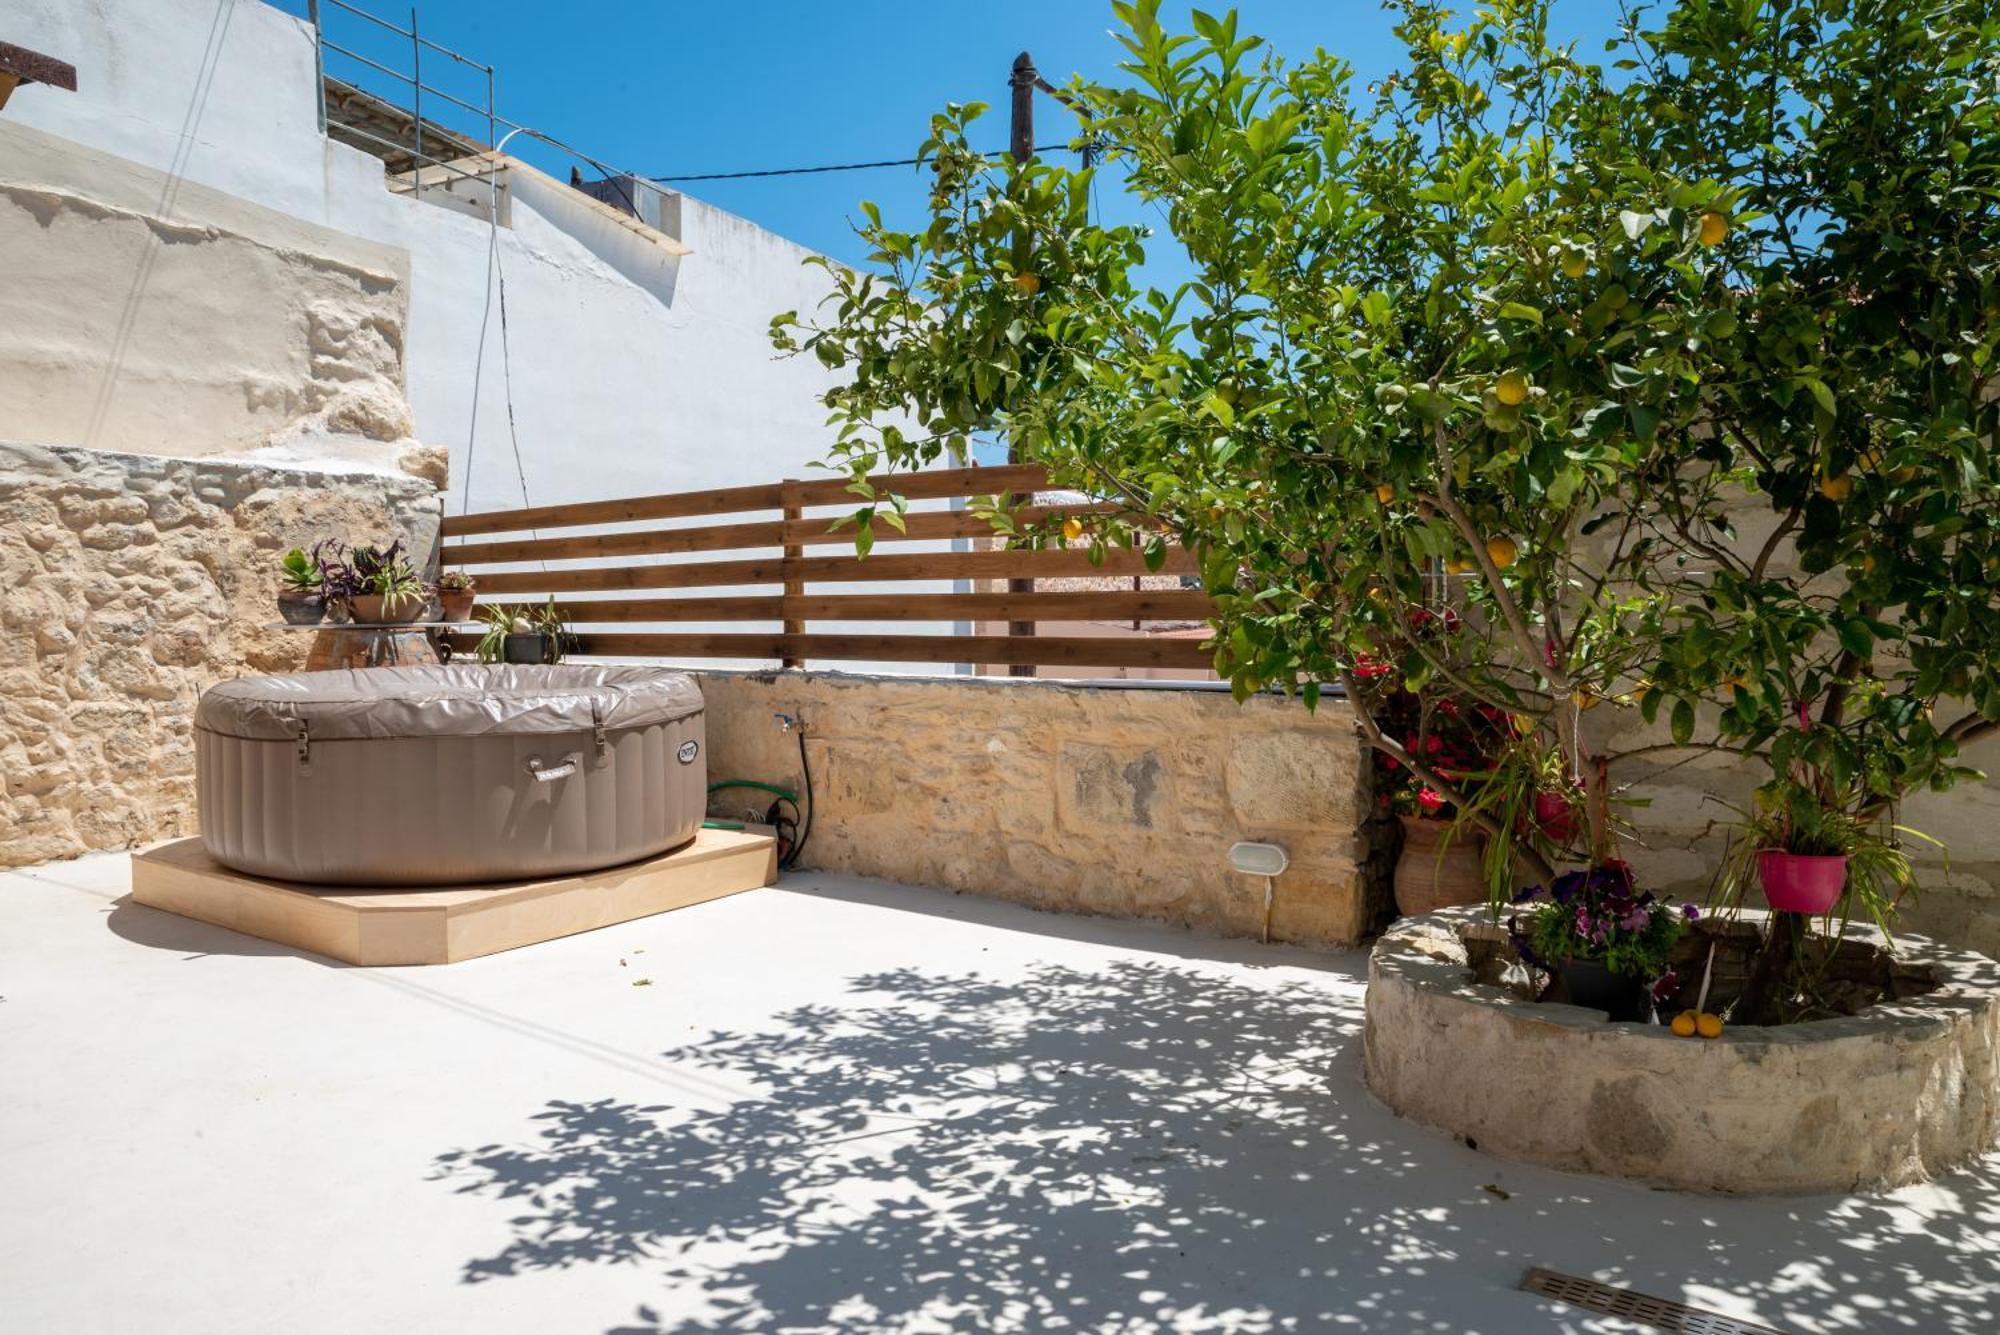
[1756,849,1848,914]
[1533,789,1577,844]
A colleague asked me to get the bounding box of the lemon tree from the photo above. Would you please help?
[776,0,2000,889]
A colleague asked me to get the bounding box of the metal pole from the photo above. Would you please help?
[1005,52,1038,676]
[409,6,422,192]
[307,0,326,133]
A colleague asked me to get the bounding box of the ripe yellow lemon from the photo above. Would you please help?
[1013,273,1041,294]
[1819,473,1853,502]
[1061,517,1084,541]
[1697,211,1729,246]
[1494,372,1530,407]
[1486,535,1519,570]
[1445,558,1473,575]
[1376,483,1396,505]
[1696,1012,1724,1039]
[1670,1010,1698,1038]
[1561,251,1589,279]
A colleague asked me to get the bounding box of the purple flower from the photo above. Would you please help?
[1620,904,1652,932]
[1681,903,1701,921]
[1650,966,1680,1002]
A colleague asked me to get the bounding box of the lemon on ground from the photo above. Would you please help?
[1013,272,1041,294]
[1820,472,1853,502]
[1494,371,1530,407]
[1061,517,1084,541]
[1696,1012,1724,1039]
[1698,211,1729,246]
[1486,535,1519,570]
[1670,1010,1698,1038]
[1376,483,1396,504]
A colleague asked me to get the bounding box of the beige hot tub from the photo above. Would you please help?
[195,664,706,885]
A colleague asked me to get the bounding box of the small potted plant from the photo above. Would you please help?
[276,547,325,624]
[475,600,569,664]
[1510,863,1696,1022]
[436,570,477,623]
[347,541,426,625]
[1725,782,1926,920]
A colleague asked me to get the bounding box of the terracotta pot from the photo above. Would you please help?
[348,590,425,625]
[1757,849,1847,914]
[275,588,325,625]
[438,589,476,623]
[1394,814,1487,917]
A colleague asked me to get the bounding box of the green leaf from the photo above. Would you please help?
[1496,301,1543,325]
[1670,698,1695,746]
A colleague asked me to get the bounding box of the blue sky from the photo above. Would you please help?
[293,0,1630,268]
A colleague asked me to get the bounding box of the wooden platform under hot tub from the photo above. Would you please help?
[130,828,780,966]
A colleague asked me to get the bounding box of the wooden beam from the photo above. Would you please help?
[442,501,1130,567]
[470,544,1199,595]
[443,464,1053,537]
[502,589,1216,624]
[529,631,1214,669]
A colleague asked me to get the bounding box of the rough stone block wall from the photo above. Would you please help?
[0,440,439,867]
[694,670,1379,946]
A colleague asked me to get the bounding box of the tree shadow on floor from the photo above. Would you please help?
[431,953,1999,1333]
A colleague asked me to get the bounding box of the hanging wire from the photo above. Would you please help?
[649,145,1075,182]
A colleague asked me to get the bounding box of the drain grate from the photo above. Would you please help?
[1520,1267,1790,1334]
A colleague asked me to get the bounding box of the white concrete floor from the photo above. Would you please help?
[2,854,1995,1335]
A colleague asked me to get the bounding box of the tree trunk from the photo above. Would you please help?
[1736,911,1804,1026]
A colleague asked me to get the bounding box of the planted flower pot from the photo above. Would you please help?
[1393,815,1487,917]
[1557,957,1650,1022]
[348,591,425,625]
[438,589,476,623]
[276,588,326,625]
[503,631,551,664]
[1757,849,1847,914]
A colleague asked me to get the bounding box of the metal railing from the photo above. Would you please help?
[304,0,674,213]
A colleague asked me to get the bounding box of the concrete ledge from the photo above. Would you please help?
[129,828,778,965]
[1363,907,2000,1193]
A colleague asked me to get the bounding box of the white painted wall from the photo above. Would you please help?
[0,0,959,670]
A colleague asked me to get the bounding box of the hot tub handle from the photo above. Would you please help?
[527,753,582,783]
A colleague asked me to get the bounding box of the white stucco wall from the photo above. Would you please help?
[0,0,958,669]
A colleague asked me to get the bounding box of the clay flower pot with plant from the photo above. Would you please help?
[346,541,426,625]
[275,546,326,625]
[436,570,477,623]
[1510,862,1698,1022]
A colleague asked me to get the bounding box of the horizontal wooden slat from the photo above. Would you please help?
[444,501,1128,567]
[443,464,1053,538]
[506,588,1216,624]
[442,631,1214,669]
[470,545,1200,595]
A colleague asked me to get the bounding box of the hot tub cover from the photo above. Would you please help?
[196,664,703,741]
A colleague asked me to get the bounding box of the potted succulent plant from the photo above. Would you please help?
[436,570,477,623]
[1510,862,1697,1022]
[275,547,326,625]
[346,541,426,625]
[475,598,570,665]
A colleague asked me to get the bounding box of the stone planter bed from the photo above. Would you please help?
[1363,906,2000,1194]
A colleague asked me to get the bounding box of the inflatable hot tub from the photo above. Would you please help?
[195,664,706,885]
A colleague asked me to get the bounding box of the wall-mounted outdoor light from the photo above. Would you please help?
[1228,841,1290,943]
[0,42,78,113]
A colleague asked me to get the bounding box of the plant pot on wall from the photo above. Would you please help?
[1393,814,1487,917]
[1555,957,1651,1021]
[503,632,551,664]
[348,590,425,625]
[276,588,325,625]
[1757,850,1848,914]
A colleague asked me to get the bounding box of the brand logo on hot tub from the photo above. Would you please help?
[677,740,700,764]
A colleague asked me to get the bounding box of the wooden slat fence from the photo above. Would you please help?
[439,465,1218,672]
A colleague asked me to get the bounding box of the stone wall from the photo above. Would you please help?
[0,439,439,867]
[693,670,1380,946]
